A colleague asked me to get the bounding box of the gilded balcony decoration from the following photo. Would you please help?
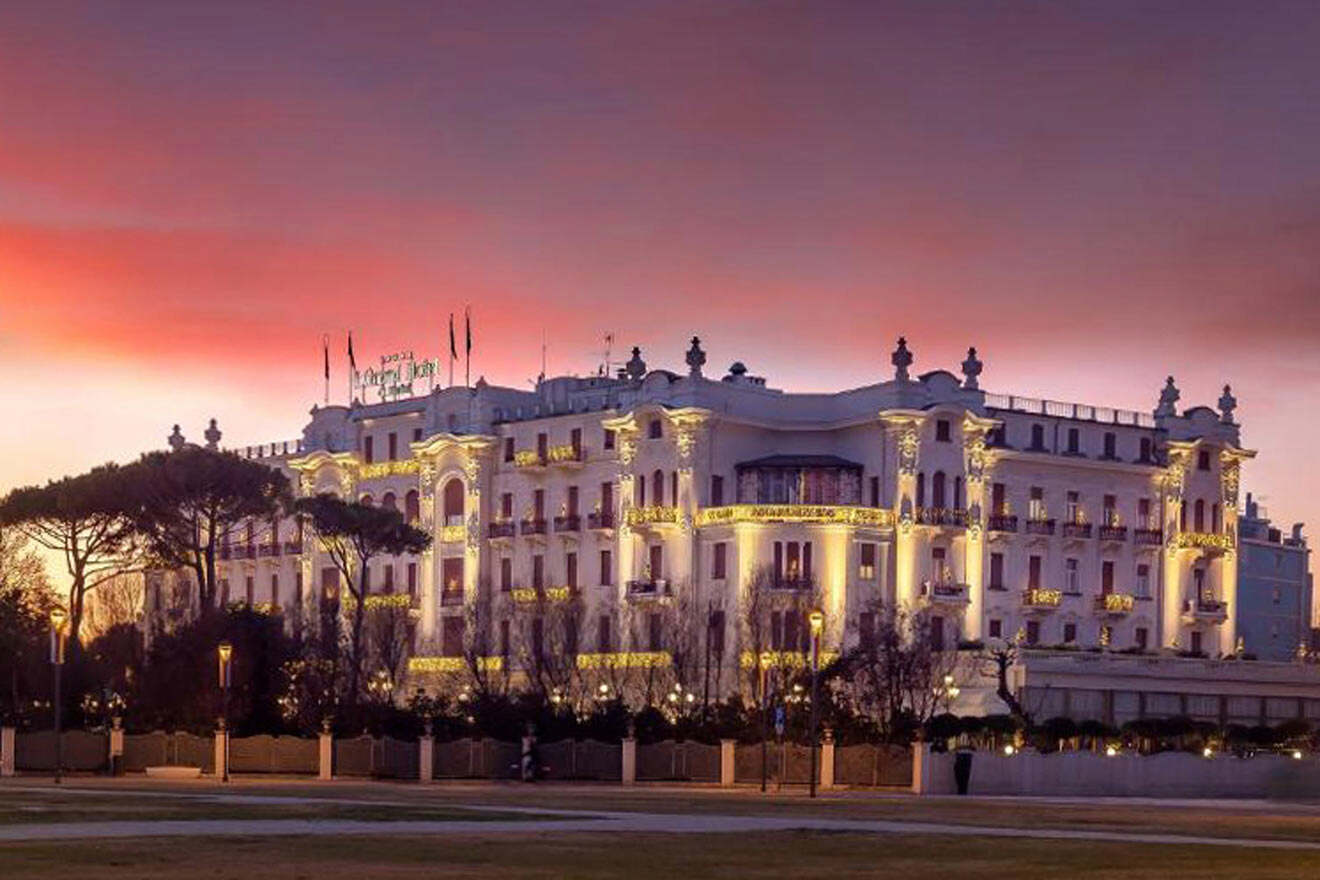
[1176,532,1235,551]
[511,586,574,603]
[513,449,543,468]
[409,655,504,674]
[624,506,680,527]
[1022,588,1062,608]
[488,520,516,539]
[738,650,840,669]
[440,524,466,543]
[921,580,971,604]
[916,507,967,527]
[1094,593,1135,614]
[358,459,420,480]
[546,443,583,465]
[576,651,672,670]
[694,504,893,529]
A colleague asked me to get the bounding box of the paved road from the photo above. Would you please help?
[2,792,1320,850]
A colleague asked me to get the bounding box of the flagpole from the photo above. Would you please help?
[322,334,330,406]
[448,313,456,388]
[465,305,471,389]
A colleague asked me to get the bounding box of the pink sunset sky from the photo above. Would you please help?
[1,2,1318,548]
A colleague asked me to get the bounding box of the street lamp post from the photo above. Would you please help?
[759,650,773,793]
[807,609,824,799]
[217,641,233,783]
[49,607,68,784]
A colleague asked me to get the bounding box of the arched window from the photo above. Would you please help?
[1031,424,1045,450]
[405,490,420,525]
[932,472,946,508]
[360,494,374,507]
[1211,503,1221,533]
[1194,499,1205,532]
[382,492,398,512]
[915,473,926,508]
[442,478,464,525]
[953,476,964,511]
[652,469,665,506]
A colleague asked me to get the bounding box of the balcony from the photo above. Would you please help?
[1022,588,1062,611]
[440,524,467,543]
[440,590,465,607]
[520,517,548,537]
[624,506,681,529]
[1061,521,1092,540]
[230,545,256,560]
[587,511,616,530]
[921,580,971,606]
[1098,525,1128,543]
[283,541,303,555]
[1182,598,1228,624]
[915,507,967,527]
[1175,532,1235,553]
[695,504,893,529]
[987,514,1018,533]
[258,543,280,558]
[488,521,517,540]
[553,514,582,533]
[513,450,546,469]
[769,577,814,593]
[1134,528,1163,546]
[1094,592,1135,615]
[626,578,670,598]
[1024,518,1055,536]
[546,444,584,467]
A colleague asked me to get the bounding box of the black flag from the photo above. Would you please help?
[465,306,472,355]
[449,313,457,360]
[348,331,356,371]
[323,336,330,380]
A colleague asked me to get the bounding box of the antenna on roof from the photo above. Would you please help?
[539,328,547,384]
[602,332,614,377]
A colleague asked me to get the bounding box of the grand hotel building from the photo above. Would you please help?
[149,337,1320,724]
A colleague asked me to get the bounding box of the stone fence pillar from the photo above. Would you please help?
[0,726,14,777]
[819,734,835,791]
[214,724,229,781]
[621,737,636,786]
[719,739,735,787]
[318,724,334,781]
[108,718,124,776]
[911,742,931,795]
[418,727,434,784]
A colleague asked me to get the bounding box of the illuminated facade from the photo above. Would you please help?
[156,337,1274,697]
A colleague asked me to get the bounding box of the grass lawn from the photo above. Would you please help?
[3,832,1319,879]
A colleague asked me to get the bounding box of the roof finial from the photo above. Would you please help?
[625,346,647,382]
[1218,384,1237,424]
[1154,376,1180,418]
[891,337,913,382]
[960,346,982,390]
[204,418,222,450]
[685,336,706,379]
[167,424,186,451]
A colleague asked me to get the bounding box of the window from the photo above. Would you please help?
[869,477,880,508]
[1190,631,1203,655]
[649,544,664,581]
[1193,568,1207,602]
[245,576,254,604]
[1135,563,1150,597]
[1063,622,1077,643]
[953,476,964,511]
[648,613,663,650]
[709,611,726,655]
[567,485,579,517]
[533,489,545,520]
[570,427,582,456]
[711,475,724,506]
[1028,555,1042,590]
[859,543,877,580]
[1065,558,1078,593]
[600,549,613,586]
[500,620,511,658]
[536,432,548,461]
[294,571,303,606]
[932,471,946,508]
[935,419,951,442]
[1066,427,1079,454]
[989,552,1004,589]
[500,492,513,520]
[1139,437,1153,463]
[412,427,423,443]
[383,563,395,593]
[1066,491,1080,523]
[565,616,578,656]
[1101,560,1114,595]
[1030,424,1046,450]
[1194,499,1205,532]
[1198,449,1210,471]
[1211,503,1221,533]
[503,437,514,462]
[859,612,876,649]
[931,546,947,582]
[1138,498,1152,529]
[648,419,662,439]
[566,552,577,590]
[407,562,417,596]
[270,574,280,606]
[600,482,614,517]
[388,432,398,461]
[1103,494,1117,526]
[598,615,611,652]
[603,429,616,450]
[712,542,727,579]
[1179,502,1186,532]
[652,470,664,506]
[442,617,464,657]
[929,615,945,651]
[1103,432,1116,459]
[1135,627,1148,650]
[532,555,544,590]
[989,619,1002,639]
[1026,620,1040,645]
[636,476,646,507]
[363,435,375,463]
[1029,487,1045,520]
[441,558,462,594]
[532,617,544,661]
[405,490,420,525]
[915,473,925,508]
[381,492,397,512]
[671,471,678,507]
[442,479,464,525]
[992,482,1007,515]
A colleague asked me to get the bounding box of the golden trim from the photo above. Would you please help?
[696,505,893,528]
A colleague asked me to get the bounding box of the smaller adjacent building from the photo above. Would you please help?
[1236,493,1312,661]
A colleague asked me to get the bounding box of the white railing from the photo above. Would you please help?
[231,439,305,459]
[983,393,1155,428]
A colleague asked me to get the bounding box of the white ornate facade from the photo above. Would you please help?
[172,337,1272,696]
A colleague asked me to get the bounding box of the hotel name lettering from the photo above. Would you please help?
[358,351,442,401]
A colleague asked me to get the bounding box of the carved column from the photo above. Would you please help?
[960,416,996,641]
[882,415,922,609]
[616,428,639,599]
[418,459,438,642]
[1160,449,1189,650]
